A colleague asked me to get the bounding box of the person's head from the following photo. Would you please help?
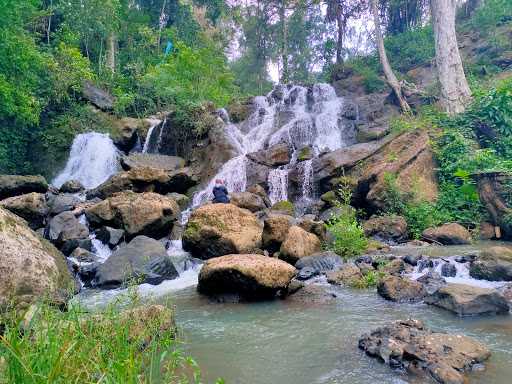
[215,179,224,186]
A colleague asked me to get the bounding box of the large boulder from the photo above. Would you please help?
[47,193,81,216]
[327,264,363,285]
[470,246,512,281]
[197,254,296,300]
[0,175,48,200]
[87,167,198,199]
[377,275,426,303]
[0,207,74,308]
[425,283,510,316]
[262,213,294,252]
[59,180,84,194]
[279,226,322,265]
[247,143,291,167]
[183,203,263,259]
[363,215,408,243]
[0,192,49,229]
[85,191,180,240]
[111,117,140,152]
[295,251,342,280]
[359,319,491,384]
[422,223,472,245]
[47,211,89,253]
[82,81,115,110]
[120,153,185,172]
[93,236,178,288]
[230,191,267,212]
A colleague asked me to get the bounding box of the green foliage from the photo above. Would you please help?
[325,187,368,259]
[272,200,295,216]
[350,270,386,289]
[469,0,512,38]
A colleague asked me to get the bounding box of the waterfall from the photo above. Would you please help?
[268,168,289,205]
[142,118,162,153]
[52,132,120,190]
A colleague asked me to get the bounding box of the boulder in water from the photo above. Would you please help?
[363,215,408,243]
[230,191,267,212]
[95,226,125,248]
[422,223,472,245]
[295,251,342,280]
[425,283,510,316]
[0,175,48,200]
[0,192,49,229]
[120,153,185,172]
[279,226,322,265]
[470,246,512,281]
[0,207,74,308]
[327,264,363,285]
[197,254,296,300]
[47,193,81,216]
[183,203,263,259]
[93,236,178,288]
[166,192,190,210]
[262,213,294,253]
[441,262,457,277]
[85,191,180,240]
[417,271,446,294]
[377,275,426,302]
[59,180,84,194]
[47,211,89,253]
[359,319,491,384]
[70,247,98,263]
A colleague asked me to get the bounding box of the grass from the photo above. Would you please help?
[0,295,218,384]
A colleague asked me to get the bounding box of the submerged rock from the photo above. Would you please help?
[470,246,512,281]
[359,319,491,384]
[0,192,49,229]
[93,236,178,288]
[422,223,471,245]
[279,226,322,265]
[183,203,263,259]
[441,262,457,277]
[197,254,296,300]
[0,207,74,309]
[0,175,48,200]
[425,283,510,316]
[377,275,426,303]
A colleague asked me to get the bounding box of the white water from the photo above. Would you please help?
[268,168,289,204]
[52,132,120,189]
[142,118,162,153]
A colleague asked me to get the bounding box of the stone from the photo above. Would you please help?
[425,283,510,316]
[183,203,263,259]
[230,191,267,212]
[262,213,294,253]
[417,271,446,295]
[377,275,426,302]
[279,226,322,265]
[294,251,343,280]
[70,247,98,263]
[359,319,491,384]
[441,262,457,277]
[270,200,295,216]
[246,184,271,207]
[247,143,291,167]
[59,180,84,194]
[0,175,48,200]
[0,192,49,229]
[470,246,512,281]
[82,81,115,110]
[47,211,89,252]
[403,254,421,266]
[93,236,178,288]
[422,223,472,245]
[297,216,327,241]
[166,192,189,210]
[120,153,186,172]
[85,191,180,239]
[111,117,140,152]
[95,226,125,248]
[296,146,314,162]
[363,215,408,243]
[319,205,355,222]
[0,207,74,309]
[479,221,496,240]
[381,258,406,276]
[47,193,81,216]
[197,254,296,300]
[327,264,362,285]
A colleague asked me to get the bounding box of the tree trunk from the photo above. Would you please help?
[430,0,472,115]
[106,32,116,73]
[157,0,167,48]
[370,0,411,113]
[279,0,289,84]
[336,10,344,64]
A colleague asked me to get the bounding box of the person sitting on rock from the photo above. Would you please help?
[212,179,230,204]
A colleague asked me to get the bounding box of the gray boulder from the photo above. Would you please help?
[47,211,89,254]
[82,81,115,110]
[0,192,49,229]
[295,251,343,280]
[0,175,48,199]
[95,226,125,248]
[47,193,81,216]
[470,246,512,281]
[59,180,84,194]
[93,236,178,288]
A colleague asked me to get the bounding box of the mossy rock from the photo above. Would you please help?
[227,99,252,123]
[320,191,338,206]
[271,200,295,216]
[297,146,313,162]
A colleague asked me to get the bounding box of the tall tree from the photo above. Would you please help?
[370,0,411,112]
[430,0,472,114]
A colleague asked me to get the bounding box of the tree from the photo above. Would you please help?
[370,0,411,113]
[430,0,472,114]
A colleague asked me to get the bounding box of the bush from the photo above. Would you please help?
[385,26,435,73]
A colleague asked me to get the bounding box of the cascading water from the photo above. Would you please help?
[142,118,162,153]
[268,168,289,205]
[52,132,120,189]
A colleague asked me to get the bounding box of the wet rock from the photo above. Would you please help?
[111,117,140,152]
[85,191,180,240]
[319,205,355,222]
[47,193,81,216]
[247,143,291,167]
[470,246,512,281]
[297,216,327,241]
[297,146,314,162]
[0,207,74,309]
[381,259,406,276]
[230,191,267,213]
[47,211,89,252]
[95,226,125,248]
[70,247,98,263]
[327,264,362,285]
[166,192,189,210]
[403,254,421,266]
[441,263,457,278]
[359,319,491,384]
[363,215,408,243]
[279,226,322,265]
[425,283,510,316]
[0,175,48,199]
[262,213,294,253]
[287,284,339,305]
[377,275,426,302]
[59,180,84,194]
[0,192,49,229]
[295,251,342,280]
[417,271,446,295]
[120,153,185,172]
[93,236,178,288]
[270,200,295,216]
[246,184,271,207]
[422,223,471,245]
[77,262,99,286]
[183,203,263,260]
[197,254,296,300]
[82,81,115,110]
[245,159,271,187]
[455,254,476,263]
[61,238,92,256]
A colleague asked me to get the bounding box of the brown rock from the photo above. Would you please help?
[230,191,267,212]
[327,264,362,285]
[279,226,322,264]
[0,175,48,200]
[120,153,185,172]
[247,143,291,167]
[377,275,426,302]
[262,213,294,252]
[422,223,471,245]
[0,192,49,229]
[479,222,497,240]
[363,215,408,243]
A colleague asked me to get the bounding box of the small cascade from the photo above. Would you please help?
[52,132,120,190]
[142,118,162,153]
[156,117,168,151]
[295,159,316,214]
[268,168,289,205]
